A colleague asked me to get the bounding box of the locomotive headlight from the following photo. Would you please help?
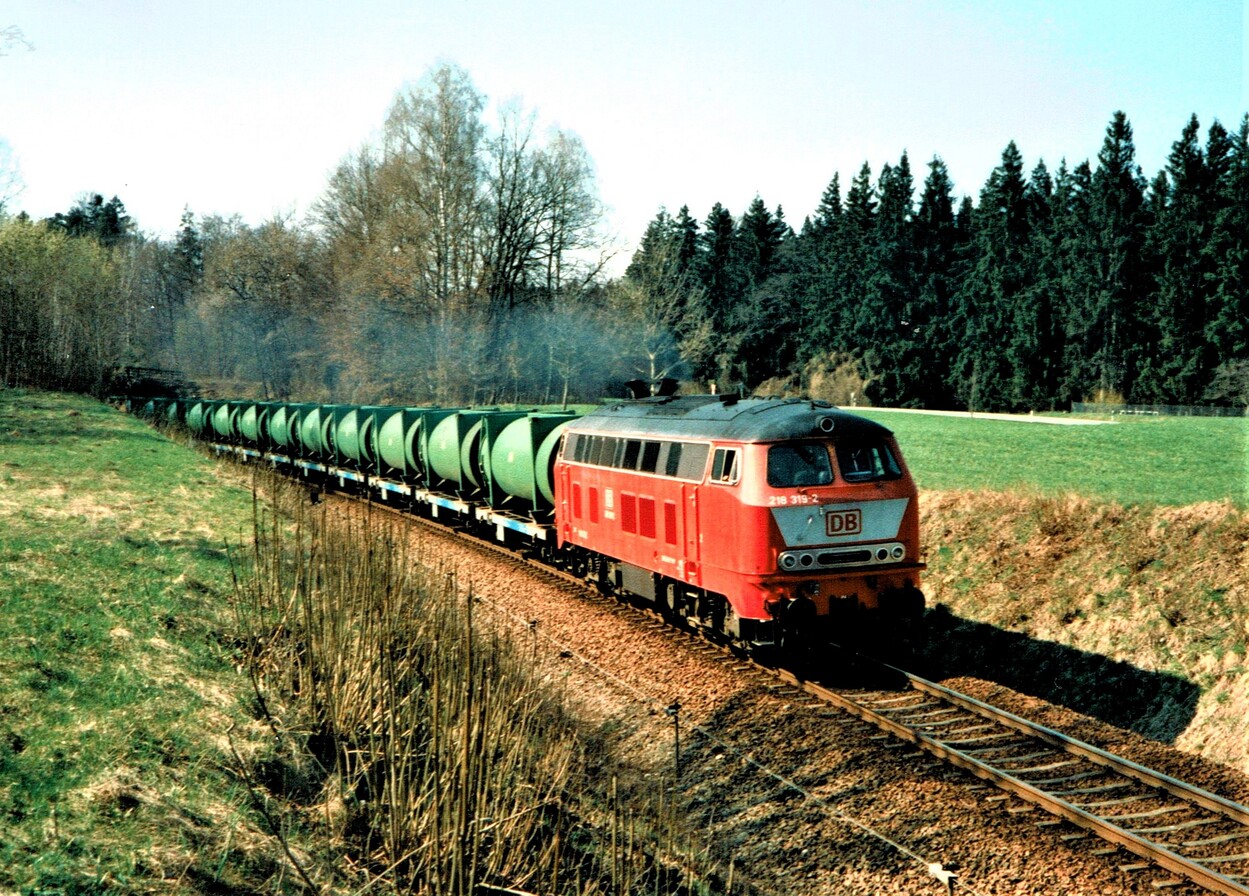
[890,545,905,560]
[875,548,890,562]
[779,552,799,570]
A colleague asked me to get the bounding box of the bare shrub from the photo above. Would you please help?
[804,352,870,406]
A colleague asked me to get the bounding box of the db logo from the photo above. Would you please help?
[825,509,862,537]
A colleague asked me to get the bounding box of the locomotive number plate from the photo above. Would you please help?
[825,508,862,537]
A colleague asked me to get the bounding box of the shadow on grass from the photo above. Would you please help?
[911,604,1200,744]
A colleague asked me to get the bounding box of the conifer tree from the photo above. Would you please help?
[859,153,917,405]
[1008,160,1064,409]
[1203,114,1249,393]
[952,141,1030,411]
[1138,115,1212,402]
[696,203,741,384]
[909,157,963,407]
[1083,111,1148,401]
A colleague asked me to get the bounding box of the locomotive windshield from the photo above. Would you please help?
[835,440,903,483]
[767,443,833,488]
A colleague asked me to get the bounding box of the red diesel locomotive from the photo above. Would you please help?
[552,394,925,647]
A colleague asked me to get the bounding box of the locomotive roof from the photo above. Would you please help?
[570,396,894,442]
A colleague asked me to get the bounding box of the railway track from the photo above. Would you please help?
[788,669,1249,895]
[226,444,1249,894]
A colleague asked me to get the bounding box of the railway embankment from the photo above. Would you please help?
[919,489,1249,775]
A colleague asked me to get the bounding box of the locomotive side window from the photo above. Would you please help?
[835,440,903,483]
[640,441,661,473]
[566,433,710,482]
[676,443,710,481]
[662,442,681,476]
[767,443,833,488]
[710,447,740,485]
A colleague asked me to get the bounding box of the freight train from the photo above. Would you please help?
[130,393,925,652]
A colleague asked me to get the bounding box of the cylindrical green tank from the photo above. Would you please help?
[298,404,325,457]
[427,410,510,492]
[164,400,182,427]
[333,406,367,464]
[319,405,345,460]
[269,404,292,450]
[211,400,240,441]
[352,406,387,470]
[186,400,209,435]
[462,411,527,491]
[239,402,270,446]
[485,413,578,510]
[373,408,414,476]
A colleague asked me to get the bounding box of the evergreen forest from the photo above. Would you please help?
[1,64,1247,413]
[628,111,1249,412]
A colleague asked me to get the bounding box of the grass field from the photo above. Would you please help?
[0,388,325,893]
[853,409,1249,508]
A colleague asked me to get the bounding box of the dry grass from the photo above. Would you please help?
[232,479,734,895]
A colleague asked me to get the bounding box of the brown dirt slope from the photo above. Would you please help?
[918,489,1249,774]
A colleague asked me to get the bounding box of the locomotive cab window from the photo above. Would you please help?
[767,443,833,488]
[835,440,903,483]
[710,447,740,485]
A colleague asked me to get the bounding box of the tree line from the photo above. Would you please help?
[1,62,1246,411]
[629,111,1249,411]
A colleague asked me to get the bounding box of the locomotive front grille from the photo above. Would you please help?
[778,542,907,572]
[817,549,872,565]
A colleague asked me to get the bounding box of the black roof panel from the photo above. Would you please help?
[569,396,893,442]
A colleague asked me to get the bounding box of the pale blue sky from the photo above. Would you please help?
[1,1,1245,267]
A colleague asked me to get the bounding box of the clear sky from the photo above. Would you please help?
[1,1,1245,269]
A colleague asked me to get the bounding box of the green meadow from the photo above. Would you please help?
[0,388,314,893]
[854,409,1249,508]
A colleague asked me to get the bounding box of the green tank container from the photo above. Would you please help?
[460,413,527,491]
[285,403,316,456]
[186,400,209,435]
[351,406,390,470]
[319,405,347,460]
[332,405,379,466]
[164,400,182,427]
[427,410,511,493]
[239,402,271,447]
[211,400,240,441]
[484,412,578,512]
[269,404,293,450]
[298,404,326,457]
[333,406,361,464]
[373,408,415,476]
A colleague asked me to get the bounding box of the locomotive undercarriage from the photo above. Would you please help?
[530,534,929,662]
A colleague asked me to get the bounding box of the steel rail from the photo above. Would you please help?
[777,667,1249,896]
